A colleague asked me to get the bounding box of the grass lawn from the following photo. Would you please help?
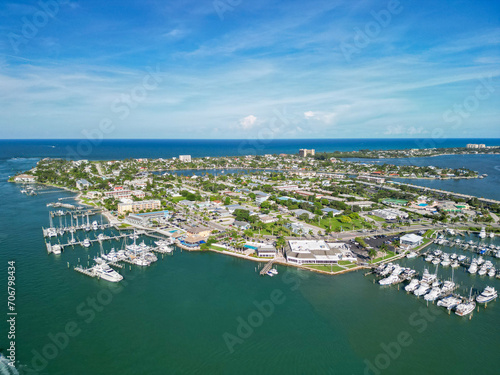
[117,223,131,228]
[338,260,354,266]
[305,264,344,272]
[210,245,225,251]
[170,196,186,203]
[367,215,386,222]
[424,229,435,238]
[370,251,396,264]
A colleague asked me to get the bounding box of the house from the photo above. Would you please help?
[14,174,37,183]
[291,209,315,219]
[233,221,251,230]
[286,222,304,234]
[76,179,92,190]
[321,207,342,216]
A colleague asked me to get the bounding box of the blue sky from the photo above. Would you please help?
[0,0,499,139]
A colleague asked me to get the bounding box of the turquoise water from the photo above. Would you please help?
[1,153,500,374]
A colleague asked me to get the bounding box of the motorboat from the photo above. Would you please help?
[479,227,486,239]
[101,249,118,262]
[414,283,431,297]
[92,221,99,231]
[270,268,278,275]
[424,287,441,301]
[93,261,123,282]
[455,301,476,316]
[457,255,466,262]
[441,280,455,294]
[379,275,399,285]
[421,269,437,284]
[441,259,451,267]
[488,268,496,277]
[478,267,488,276]
[476,286,498,304]
[468,263,478,274]
[51,244,62,255]
[132,257,151,266]
[437,295,462,309]
[405,279,419,292]
[432,257,441,265]
[406,252,417,259]
[425,254,434,262]
[47,228,58,238]
[83,238,91,248]
[450,261,460,268]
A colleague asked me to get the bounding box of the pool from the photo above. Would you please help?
[169,230,177,233]
[244,245,258,250]
[418,203,428,207]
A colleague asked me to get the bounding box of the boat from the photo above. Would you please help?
[47,227,57,238]
[488,268,496,277]
[406,252,417,259]
[457,255,466,262]
[450,261,460,268]
[102,249,118,262]
[432,257,441,265]
[269,268,278,275]
[51,244,62,255]
[425,254,434,262]
[424,287,441,301]
[441,280,456,294]
[478,267,488,276]
[468,263,478,274]
[132,256,150,266]
[379,275,399,285]
[405,279,419,292]
[421,268,437,284]
[93,260,123,282]
[414,283,431,296]
[479,227,486,239]
[476,286,498,303]
[441,259,451,267]
[437,295,462,309]
[455,288,476,316]
[266,271,274,277]
[92,221,99,231]
[489,232,495,238]
[83,238,91,248]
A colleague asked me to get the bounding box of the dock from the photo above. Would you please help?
[260,259,275,275]
[74,266,96,278]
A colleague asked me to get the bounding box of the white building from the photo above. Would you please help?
[400,233,423,248]
[371,208,409,220]
[286,240,354,265]
[179,155,192,162]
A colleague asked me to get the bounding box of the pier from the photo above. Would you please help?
[260,259,275,275]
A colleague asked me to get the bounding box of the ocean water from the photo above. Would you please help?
[346,154,500,201]
[1,138,500,160]
[0,143,500,374]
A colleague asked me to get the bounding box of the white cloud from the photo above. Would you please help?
[239,115,257,130]
[304,111,315,118]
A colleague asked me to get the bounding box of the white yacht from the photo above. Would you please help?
[424,287,441,301]
[93,261,123,282]
[457,255,466,262]
[450,261,460,268]
[437,295,462,310]
[478,266,488,276]
[101,249,118,262]
[441,280,455,294]
[441,259,451,267]
[489,232,495,238]
[92,221,99,231]
[405,279,419,292]
[421,269,437,284]
[468,263,478,274]
[51,244,62,255]
[83,238,91,248]
[425,254,434,262]
[379,275,399,285]
[47,228,58,238]
[488,268,496,277]
[270,268,278,275]
[132,257,150,266]
[479,227,486,239]
[476,286,497,304]
[455,301,476,316]
[406,252,417,259]
[414,283,431,297]
[432,257,441,265]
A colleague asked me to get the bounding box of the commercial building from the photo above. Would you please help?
[186,226,212,237]
[179,155,192,162]
[286,240,355,265]
[125,210,171,226]
[299,149,315,157]
[76,179,92,190]
[400,233,423,248]
[256,244,277,257]
[466,144,486,149]
[371,208,409,220]
[358,175,385,184]
[117,199,161,214]
[104,190,145,200]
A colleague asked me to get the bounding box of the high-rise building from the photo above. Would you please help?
[179,155,192,162]
[299,149,315,157]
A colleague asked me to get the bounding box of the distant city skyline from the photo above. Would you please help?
[1,0,499,139]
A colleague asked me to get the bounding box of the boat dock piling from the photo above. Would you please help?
[74,266,96,278]
[260,259,275,275]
